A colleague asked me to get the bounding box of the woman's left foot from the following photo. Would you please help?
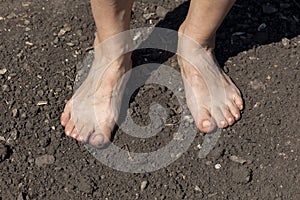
[178,24,244,133]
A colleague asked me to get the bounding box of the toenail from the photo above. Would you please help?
[234,114,239,119]
[221,120,226,126]
[72,133,78,138]
[92,134,104,144]
[202,120,212,128]
[228,117,233,123]
[66,131,70,136]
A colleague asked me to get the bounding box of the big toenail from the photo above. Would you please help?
[93,134,104,144]
[202,120,212,128]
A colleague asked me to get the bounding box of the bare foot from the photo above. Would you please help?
[60,36,131,147]
[178,25,243,133]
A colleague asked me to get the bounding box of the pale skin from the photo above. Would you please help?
[61,0,243,146]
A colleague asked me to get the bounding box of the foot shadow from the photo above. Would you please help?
[133,0,300,67]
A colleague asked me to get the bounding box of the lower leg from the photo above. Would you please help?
[180,0,236,48]
[91,0,134,43]
[178,0,243,133]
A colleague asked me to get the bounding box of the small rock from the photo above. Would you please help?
[12,108,18,117]
[35,154,55,167]
[280,3,290,9]
[58,24,72,37]
[2,85,9,92]
[0,68,7,75]
[78,177,93,193]
[214,163,221,169]
[281,38,290,46]
[0,136,5,141]
[8,129,19,141]
[6,12,17,19]
[24,20,30,25]
[53,37,59,44]
[25,41,33,46]
[140,180,148,191]
[262,3,278,14]
[66,42,75,47]
[156,6,168,18]
[143,13,155,20]
[17,192,24,200]
[257,23,267,31]
[0,144,9,162]
[232,166,252,184]
[229,155,247,164]
[173,132,184,140]
[37,101,48,106]
[249,79,266,90]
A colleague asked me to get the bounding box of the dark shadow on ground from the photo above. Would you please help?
[132,0,300,67]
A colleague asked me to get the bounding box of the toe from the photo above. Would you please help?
[223,107,235,126]
[77,125,93,143]
[89,127,111,147]
[196,108,216,133]
[213,108,228,128]
[233,95,244,110]
[228,101,241,120]
[60,112,70,127]
[70,126,80,140]
[65,120,75,136]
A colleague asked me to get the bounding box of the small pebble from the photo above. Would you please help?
[281,38,290,46]
[6,12,16,19]
[262,3,278,14]
[229,155,247,164]
[0,68,7,75]
[0,144,9,162]
[214,163,221,169]
[35,154,55,167]
[156,6,168,18]
[12,108,18,117]
[140,180,148,191]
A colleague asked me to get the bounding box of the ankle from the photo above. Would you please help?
[179,22,215,51]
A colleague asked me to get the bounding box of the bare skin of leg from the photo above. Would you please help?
[60,0,134,146]
[178,0,244,133]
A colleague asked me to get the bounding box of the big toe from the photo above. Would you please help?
[196,108,216,133]
[198,119,216,133]
[89,128,111,147]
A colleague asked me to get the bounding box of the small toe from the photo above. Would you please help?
[70,126,80,140]
[77,126,93,143]
[233,95,244,110]
[65,120,75,136]
[223,107,235,126]
[228,101,241,120]
[213,108,228,128]
[60,112,70,127]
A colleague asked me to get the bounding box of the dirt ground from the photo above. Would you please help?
[0,0,300,199]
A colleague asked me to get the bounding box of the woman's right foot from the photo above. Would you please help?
[60,35,132,147]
